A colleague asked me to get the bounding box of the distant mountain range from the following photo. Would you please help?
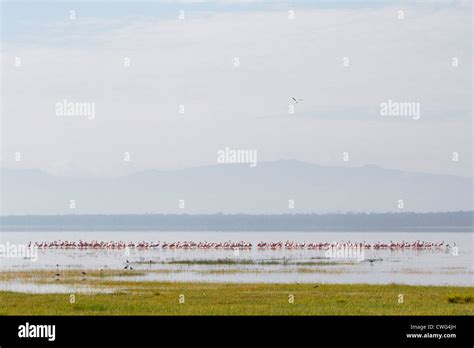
[0,161,472,215]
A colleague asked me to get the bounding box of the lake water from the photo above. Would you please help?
[0,231,473,289]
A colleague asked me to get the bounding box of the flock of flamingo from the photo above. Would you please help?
[29,240,451,251]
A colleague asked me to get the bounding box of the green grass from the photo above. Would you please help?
[168,259,261,265]
[152,258,352,266]
[0,279,473,315]
[0,270,149,284]
[293,261,354,266]
[447,295,474,304]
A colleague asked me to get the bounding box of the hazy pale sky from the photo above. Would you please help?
[1,0,472,177]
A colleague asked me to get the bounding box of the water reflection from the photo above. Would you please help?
[0,231,472,291]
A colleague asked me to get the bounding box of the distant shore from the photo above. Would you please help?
[1,211,473,232]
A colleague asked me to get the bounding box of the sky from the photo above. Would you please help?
[0,0,472,178]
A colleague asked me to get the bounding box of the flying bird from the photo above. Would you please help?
[291,97,303,104]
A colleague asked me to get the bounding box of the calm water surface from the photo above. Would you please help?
[1,231,472,289]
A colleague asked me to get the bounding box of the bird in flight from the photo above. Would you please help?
[291,97,303,104]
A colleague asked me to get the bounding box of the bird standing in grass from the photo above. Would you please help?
[54,264,60,280]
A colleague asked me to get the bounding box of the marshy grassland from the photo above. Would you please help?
[133,258,353,266]
[0,270,473,315]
